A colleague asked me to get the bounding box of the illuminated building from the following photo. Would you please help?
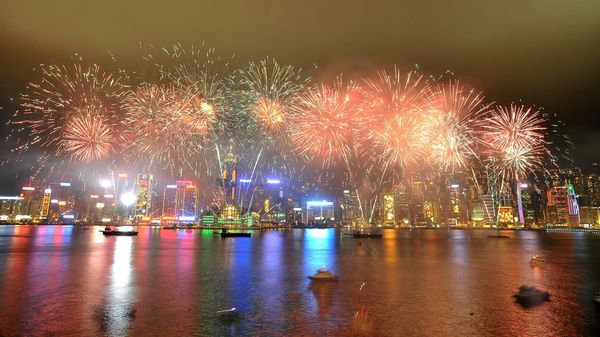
[340,189,355,225]
[471,200,484,224]
[409,198,426,226]
[516,182,531,225]
[497,206,514,226]
[135,174,153,220]
[481,194,496,226]
[382,193,395,226]
[47,182,77,223]
[115,172,133,220]
[19,185,37,217]
[220,150,237,205]
[162,184,178,222]
[587,174,600,207]
[394,191,410,226]
[566,184,580,227]
[546,186,579,226]
[447,183,466,226]
[175,181,199,222]
[0,196,22,222]
[580,206,600,226]
[219,204,241,226]
[424,201,441,225]
[306,200,334,225]
[39,188,52,220]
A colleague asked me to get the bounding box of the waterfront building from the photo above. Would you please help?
[19,185,37,217]
[306,200,334,225]
[382,193,395,226]
[135,174,153,221]
[175,181,198,222]
[161,184,178,222]
[481,194,496,226]
[0,196,22,222]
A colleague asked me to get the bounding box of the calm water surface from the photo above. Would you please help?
[0,226,599,336]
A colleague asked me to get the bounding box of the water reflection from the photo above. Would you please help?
[94,237,136,336]
[0,226,598,336]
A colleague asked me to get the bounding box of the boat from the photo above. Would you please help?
[163,224,179,230]
[308,267,338,281]
[528,255,546,266]
[101,226,138,236]
[220,228,251,237]
[353,231,383,238]
[513,285,550,307]
[487,234,510,239]
[594,291,600,304]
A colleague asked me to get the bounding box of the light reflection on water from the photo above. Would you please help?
[0,226,599,336]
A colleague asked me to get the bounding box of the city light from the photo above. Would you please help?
[22,187,35,191]
[450,184,460,189]
[120,192,137,206]
[90,195,99,199]
[239,179,252,183]
[520,183,529,188]
[62,214,75,220]
[44,188,52,194]
[307,200,334,207]
[166,185,177,189]
[117,173,128,178]
[60,182,71,187]
[99,179,112,188]
[267,179,281,184]
[0,196,22,200]
[178,216,195,221]
[96,202,105,209]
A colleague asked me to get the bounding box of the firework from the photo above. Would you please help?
[425,81,492,171]
[290,80,366,167]
[370,114,428,167]
[361,67,429,167]
[124,83,215,172]
[238,58,308,133]
[482,104,546,152]
[16,63,128,161]
[61,108,114,162]
[481,104,549,183]
[491,143,547,181]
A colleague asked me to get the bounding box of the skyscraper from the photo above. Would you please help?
[135,174,153,220]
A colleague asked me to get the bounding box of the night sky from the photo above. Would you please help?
[1,0,599,188]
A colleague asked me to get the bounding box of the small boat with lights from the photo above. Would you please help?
[101,226,138,236]
[308,268,338,281]
[528,255,546,266]
[353,231,383,238]
[220,228,251,237]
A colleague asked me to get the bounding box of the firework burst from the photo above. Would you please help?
[61,108,114,162]
[16,63,128,161]
[124,83,215,172]
[425,81,492,171]
[238,58,308,133]
[482,104,546,151]
[482,104,549,183]
[361,67,430,168]
[290,80,366,167]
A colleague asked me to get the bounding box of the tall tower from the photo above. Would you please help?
[221,149,237,205]
[135,174,153,220]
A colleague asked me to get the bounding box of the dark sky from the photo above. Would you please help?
[1,0,599,174]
